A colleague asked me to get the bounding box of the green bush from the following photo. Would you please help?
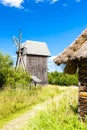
[0,52,13,88]
[6,68,31,89]
[0,52,31,89]
[48,71,78,86]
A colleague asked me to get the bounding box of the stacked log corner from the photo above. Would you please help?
[78,59,87,121]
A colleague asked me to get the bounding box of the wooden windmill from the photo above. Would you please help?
[13,31,51,85]
[13,31,26,70]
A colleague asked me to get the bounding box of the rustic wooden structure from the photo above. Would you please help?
[54,29,87,121]
[19,40,51,85]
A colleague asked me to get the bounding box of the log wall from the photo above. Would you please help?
[78,59,87,121]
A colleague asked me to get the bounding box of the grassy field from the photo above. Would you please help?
[22,87,87,130]
[1,86,87,130]
[0,85,62,128]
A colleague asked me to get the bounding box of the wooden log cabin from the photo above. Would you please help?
[21,40,51,85]
[54,29,87,121]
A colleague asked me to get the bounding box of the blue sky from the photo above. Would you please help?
[0,0,87,71]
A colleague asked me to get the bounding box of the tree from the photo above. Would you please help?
[0,52,31,89]
[0,52,13,88]
[6,67,31,89]
[48,71,78,86]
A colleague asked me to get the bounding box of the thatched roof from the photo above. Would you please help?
[54,29,87,74]
[21,40,51,57]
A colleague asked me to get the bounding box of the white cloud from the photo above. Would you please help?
[62,3,68,7]
[75,0,81,2]
[48,56,62,72]
[50,0,59,4]
[1,0,24,8]
[34,0,81,4]
[11,55,16,58]
[48,55,57,61]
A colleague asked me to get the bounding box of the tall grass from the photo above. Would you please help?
[0,85,61,128]
[22,87,87,130]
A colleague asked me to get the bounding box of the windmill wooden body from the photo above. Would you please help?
[54,29,87,121]
[13,33,51,85]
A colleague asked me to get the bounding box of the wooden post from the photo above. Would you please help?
[78,59,87,121]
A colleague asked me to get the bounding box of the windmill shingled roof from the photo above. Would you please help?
[21,40,51,56]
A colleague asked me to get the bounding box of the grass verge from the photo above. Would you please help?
[22,87,87,130]
[0,85,63,128]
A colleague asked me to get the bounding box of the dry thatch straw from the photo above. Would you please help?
[64,60,78,74]
[54,29,87,74]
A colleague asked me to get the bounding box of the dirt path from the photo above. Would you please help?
[1,87,77,130]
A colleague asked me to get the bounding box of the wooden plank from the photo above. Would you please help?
[79,59,87,65]
[26,55,48,85]
[79,78,87,83]
[78,104,87,108]
[78,110,87,113]
[79,92,87,98]
[78,109,87,115]
[79,66,87,70]
[78,71,87,76]
[79,109,87,113]
[78,111,85,117]
[79,98,87,103]
[79,86,87,92]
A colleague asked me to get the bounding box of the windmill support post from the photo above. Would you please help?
[78,59,87,121]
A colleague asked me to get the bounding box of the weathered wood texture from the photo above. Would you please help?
[78,59,87,121]
[26,55,48,85]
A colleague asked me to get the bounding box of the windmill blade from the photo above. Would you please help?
[19,30,22,49]
[13,30,24,70]
[13,36,19,49]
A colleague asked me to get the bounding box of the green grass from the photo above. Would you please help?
[22,87,87,130]
[0,85,62,128]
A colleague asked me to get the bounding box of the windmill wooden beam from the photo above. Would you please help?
[54,29,87,121]
[13,31,26,71]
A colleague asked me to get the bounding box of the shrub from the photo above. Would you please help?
[6,67,31,89]
[48,71,78,86]
[0,52,13,88]
[0,52,31,89]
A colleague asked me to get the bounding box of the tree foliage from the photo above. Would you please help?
[0,52,13,88]
[6,67,31,89]
[0,52,31,89]
[48,71,78,86]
